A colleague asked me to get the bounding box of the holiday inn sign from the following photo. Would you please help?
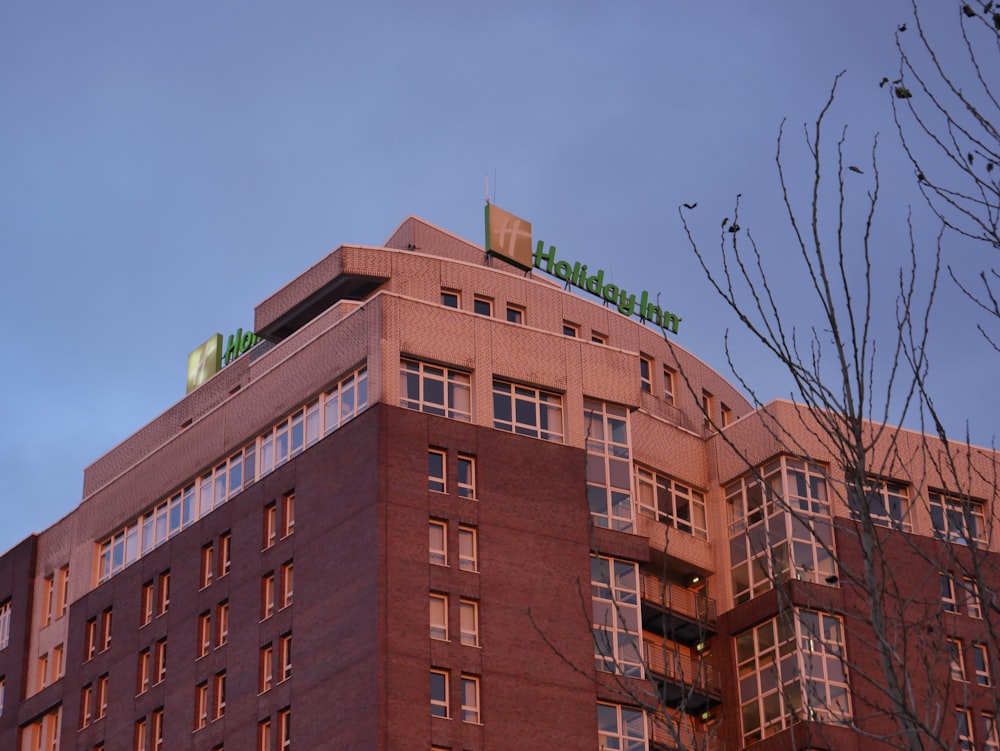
[484,203,681,334]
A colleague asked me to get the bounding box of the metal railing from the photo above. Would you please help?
[640,575,718,628]
[649,718,725,751]
[643,640,721,698]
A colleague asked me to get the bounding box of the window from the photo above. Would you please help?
[280,561,294,609]
[562,321,579,337]
[216,601,229,647]
[930,491,987,545]
[635,466,708,539]
[42,574,55,627]
[400,359,472,421]
[20,707,62,751]
[949,637,966,682]
[430,669,449,717]
[198,612,211,657]
[965,577,983,618]
[473,296,493,316]
[134,717,148,751]
[639,355,652,393]
[154,638,167,684]
[461,675,481,723]
[157,571,170,615]
[80,683,93,728]
[200,543,214,589]
[140,582,154,627]
[151,707,164,751]
[138,648,151,693]
[100,607,113,651]
[591,331,607,344]
[262,573,276,620]
[736,609,850,743]
[441,289,460,308]
[974,643,992,686]
[56,566,68,619]
[260,643,274,693]
[0,600,8,650]
[585,400,633,532]
[278,707,291,751]
[95,673,109,719]
[36,653,48,692]
[279,633,292,682]
[429,520,447,565]
[941,572,958,612]
[850,477,911,531]
[701,389,714,425]
[591,556,642,677]
[663,366,676,405]
[264,502,277,549]
[85,617,98,660]
[492,380,563,441]
[597,703,646,751]
[51,644,63,681]
[957,708,974,751]
[428,449,446,492]
[219,532,231,577]
[258,719,272,751]
[460,599,479,646]
[430,593,448,641]
[506,304,524,324]
[457,454,476,499]
[984,713,999,751]
[213,671,226,719]
[195,682,208,729]
[721,403,733,426]
[281,493,295,538]
[458,526,478,572]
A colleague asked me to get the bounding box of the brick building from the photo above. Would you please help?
[1,213,997,751]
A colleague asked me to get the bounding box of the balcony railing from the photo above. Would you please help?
[649,717,725,751]
[644,639,721,706]
[640,575,718,642]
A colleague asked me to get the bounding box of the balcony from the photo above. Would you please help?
[649,717,725,751]
[644,639,722,714]
[640,575,718,645]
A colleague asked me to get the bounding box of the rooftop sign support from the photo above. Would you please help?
[186,328,260,393]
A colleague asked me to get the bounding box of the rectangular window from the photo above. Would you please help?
[42,574,55,627]
[984,713,999,751]
[635,466,708,540]
[51,644,64,681]
[957,708,973,751]
[701,389,714,425]
[400,359,472,421]
[262,573,275,620]
[430,669,449,718]
[457,454,476,499]
[95,673,109,719]
[428,448,446,493]
[281,493,295,538]
[460,599,479,646]
[36,653,48,692]
[140,582,154,627]
[562,321,579,337]
[721,403,733,426]
[279,633,292,682]
[264,502,277,549]
[280,561,294,609]
[80,684,93,728]
[591,556,642,677]
[100,607,113,651]
[430,593,448,641]
[663,366,676,405]
[200,543,214,589]
[194,682,208,729]
[85,617,97,660]
[213,671,226,719]
[157,571,170,615]
[134,717,148,751]
[198,612,211,657]
[461,675,481,723]
[152,707,164,751]
[850,477,911,531]
[219,532,231,577]
[56,566,69,619]
[597,703,647,751]
[585,400,633,532]
[260,643,274,693]
[591,331,607,344]
[137,648,151,693]
[941,572,958,612]
[430,520,447,566]
[506,304,524,324]
[0,600,9,650]
[441,289,460,308]
[965,577,983,618]
[473,296,493,316]
[216,601,229,647]
[258,719,272,751]
[154,638,167,684]
[278,707,291,751]
[949,637,966,682]
[930,491,987,545]
[458,526,478,572]
[974,643,992,686]
[492,380,564,441]
[639,355,652,393]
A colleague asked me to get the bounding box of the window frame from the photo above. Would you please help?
[473,296,493,317]
[505,304,524,324]
[430,593,448,641]
[460,599,479,647]
[492,379,564,442]
[400,358,473,422]
[458,525,478,572]
[429,520,447,566]
[456,454,476,499]
[430,669,449,718]
[441,289,460,309]
[639,355,652,393]
[428,448,446,493]
[930,491,987,545]
[461,674,481,723]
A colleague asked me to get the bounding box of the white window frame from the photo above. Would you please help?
[492,380,564,442]
[460,599,479,646]
[430,669,449,718]
[429,520,447,566]
[458,526,478,572]
[973,643,992,686]
[461,675,481,723]
[457,454,476,499]
[930,491,987,545]
[597,703,646,751]
[428,448,446,493]
[400,359,472,421]
[430,593,448,641]
[591,556,642,677]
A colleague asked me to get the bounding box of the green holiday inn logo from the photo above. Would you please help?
[187,328,260,393]
[484,203,681,334]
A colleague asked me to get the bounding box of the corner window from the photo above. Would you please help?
[400,359,472,422]
[492,380,563,442]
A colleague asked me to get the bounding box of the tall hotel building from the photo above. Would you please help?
[1,212,998,751]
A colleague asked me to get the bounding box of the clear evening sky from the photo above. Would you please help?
[1,1,994,552]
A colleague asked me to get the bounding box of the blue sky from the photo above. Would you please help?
[1,1,994,552]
